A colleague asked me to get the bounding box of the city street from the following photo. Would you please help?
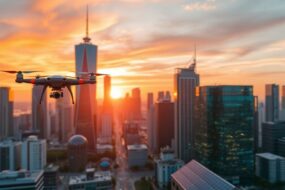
[114,116,154,190]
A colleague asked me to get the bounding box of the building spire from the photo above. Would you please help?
[193,44,196,71]
[83,5,91,43]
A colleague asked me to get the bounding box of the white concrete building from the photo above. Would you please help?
[127,144,148,167]
[0,140,22,171]
[256,153,285,183]
[69,170,112,190]
[22,136,46,171]
[155,147,184,188]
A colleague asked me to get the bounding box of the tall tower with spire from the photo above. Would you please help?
[74,6,97,151]
[174,46,199,162]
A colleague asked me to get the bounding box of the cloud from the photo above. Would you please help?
[184,0,216,11]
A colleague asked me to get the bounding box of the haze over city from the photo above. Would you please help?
[1,0,285,102]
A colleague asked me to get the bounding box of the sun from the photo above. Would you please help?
[111,87,123,99]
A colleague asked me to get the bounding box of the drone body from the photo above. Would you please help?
[3,71,105,104]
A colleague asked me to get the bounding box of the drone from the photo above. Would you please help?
[2,70,107,104]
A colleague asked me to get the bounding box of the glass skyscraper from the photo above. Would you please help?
[194,86,254,185]
[265,84,279,122]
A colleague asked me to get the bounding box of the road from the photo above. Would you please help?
[114,116,154,190]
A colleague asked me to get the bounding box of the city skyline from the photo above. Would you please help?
[1,0,285,103]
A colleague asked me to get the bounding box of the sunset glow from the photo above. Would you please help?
[0,1,285,103]
[111,87,123,99]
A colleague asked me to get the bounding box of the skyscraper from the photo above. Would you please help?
[280,85,285,120]
[147,93,154,111]
[32,85,48,139]
[55,88,74,143]
[131,88,142,119]
[174,55,199,162]
[147,92,156,153]
[75,7,97,151]
[194,86,255,185]
[262,121,285,154]
[0,87,14,140]
[100,75,112,143]
[265,84,279,122]
[103,75,111,112]
[155,92,174,152]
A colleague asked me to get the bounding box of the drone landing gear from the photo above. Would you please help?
[66,85,74,104]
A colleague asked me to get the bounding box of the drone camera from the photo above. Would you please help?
[50,91,61,99]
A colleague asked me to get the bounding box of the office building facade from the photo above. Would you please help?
[22,136,47,171]
[0,140,22,171]
[0,87,14,140]
[174,64,199,162]
[262,121,285,154]
[194,86,255,185]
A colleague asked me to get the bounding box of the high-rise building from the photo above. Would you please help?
[258,103,265,147]
[280,86,285,120]
[103,75,111,112]
[99,75,113,143]
[174,58,199,162]
[147,93,154,111]
[265,84,279,122]
[147,92,156,153]
[32,85,48,139]
[262,121,285,154]
[21,135,47,171]
[282,86,285,110]
[132,88,142,119]
[155,92,174,152]
[55,88,74,143]
[194,86,255,185]
[0,140,22,171]
[75,7,97,151]
[0,87,14,140]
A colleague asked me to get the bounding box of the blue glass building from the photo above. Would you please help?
[194,86,254,185]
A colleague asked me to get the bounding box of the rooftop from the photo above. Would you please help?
[0,170,43,186]
[171,160,236,190]
[127,144,147,150]
[69,171,112,185]
[256,152,285,160]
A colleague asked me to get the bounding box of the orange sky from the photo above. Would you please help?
[1,0,285,103]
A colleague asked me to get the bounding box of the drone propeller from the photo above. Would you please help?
[1,70,41,74]
[77,72,107,76]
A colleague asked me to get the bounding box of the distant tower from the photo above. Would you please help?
[131,88,142,119]
[265,84,279,122]
[32,86,48,139]
[75,6,97,151]
[55,88,74,143]
[0,87,14,140]
[103,75,112,112]
[174,47,199,162]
